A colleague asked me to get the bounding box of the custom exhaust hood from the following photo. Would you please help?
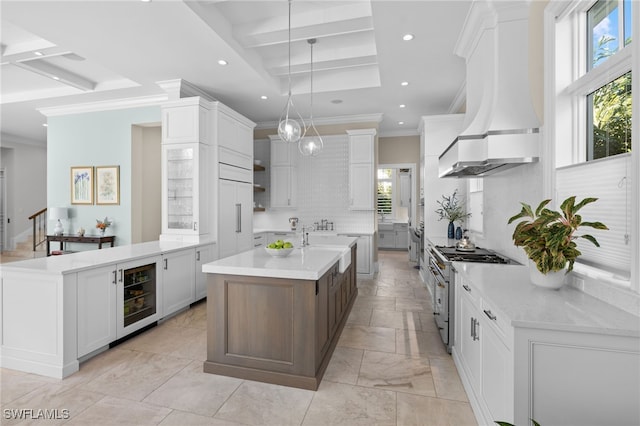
[439,2,540,178]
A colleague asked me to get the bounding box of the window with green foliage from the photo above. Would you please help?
[586,0,632,161]
[377,168,392,216]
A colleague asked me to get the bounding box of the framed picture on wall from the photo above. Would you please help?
[96,165,120,205]
[71,166,94,205]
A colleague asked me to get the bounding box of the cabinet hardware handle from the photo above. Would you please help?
[193,221,198,231]
[438,327,444,330]
[113,270,117,284]
[483,309,497,321]
[196,251,200,261]
[236,203,241,233]
[463,284,471,292]
[437,282,445,288]
[119,269,123,283]
[164,259,168,270]
[470,317,475,339]
[433,312,439,316]
[473,318,480,341]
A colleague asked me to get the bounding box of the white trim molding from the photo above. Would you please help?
[38,94,168,117]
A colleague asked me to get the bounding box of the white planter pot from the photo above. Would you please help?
[528,260,567,290]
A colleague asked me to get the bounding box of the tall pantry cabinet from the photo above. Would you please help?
[160,97,256,259]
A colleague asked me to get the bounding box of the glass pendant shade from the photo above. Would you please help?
[300,38,323,156]
[278,97,304,143]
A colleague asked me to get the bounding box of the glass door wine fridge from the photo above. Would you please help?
[117,256,162,336]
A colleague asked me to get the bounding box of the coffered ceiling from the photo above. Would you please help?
[0,0,471,146]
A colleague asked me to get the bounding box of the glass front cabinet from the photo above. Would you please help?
[161,143,209,240]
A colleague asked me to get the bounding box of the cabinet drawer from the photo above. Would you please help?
[219,147,252,170]
[457,276,480,305]
[253,233,265,247]
[480,298,509,341]
[220,163,252,183]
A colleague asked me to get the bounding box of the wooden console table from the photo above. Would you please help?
[46,234,115,256]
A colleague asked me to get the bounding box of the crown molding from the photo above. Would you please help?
[156,79,217,102]
[255,113,383,130]
[38,94,168,117]
[378,129,418,138]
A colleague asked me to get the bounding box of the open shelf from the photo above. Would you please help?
[253,164,265,171]
[254,207,266,212]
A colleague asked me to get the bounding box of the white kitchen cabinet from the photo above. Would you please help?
[161,98,210,145]
[270,136,298,209]
[77,256,162,358]
[378,229,396,249]
[161,143,209,241]
[394,223,409,249]
[162,249,196,316]
[77,264,117,358]
[219,177,253,259]
[195,244,216,301]
[457,284,482,392]
[217,110,253,156]
[347,129,376,210]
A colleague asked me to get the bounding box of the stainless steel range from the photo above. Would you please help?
[425,239,517,353]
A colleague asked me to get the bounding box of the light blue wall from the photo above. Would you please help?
[47,106,160,247]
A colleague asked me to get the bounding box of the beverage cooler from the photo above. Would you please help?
[120,261,159,333]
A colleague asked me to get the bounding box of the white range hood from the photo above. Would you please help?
[439,1,540,178]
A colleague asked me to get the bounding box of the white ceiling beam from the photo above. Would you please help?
[13,59,96,91]
[239,17,374,48]
[270,55,378,76]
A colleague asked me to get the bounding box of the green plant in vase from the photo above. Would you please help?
[435,190,471,239]
[507,196,608,288]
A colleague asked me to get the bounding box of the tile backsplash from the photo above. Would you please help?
[253,134,375,234]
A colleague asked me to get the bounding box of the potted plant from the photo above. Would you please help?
[435,190,471,239]
[507,196,608,289]
[96,217,112,236]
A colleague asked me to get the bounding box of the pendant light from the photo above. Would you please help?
[277,0,305,144]
[298,38,324,156]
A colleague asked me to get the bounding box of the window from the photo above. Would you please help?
[587,72,632,160]
[377,168,393,216]
[548,0,637,290]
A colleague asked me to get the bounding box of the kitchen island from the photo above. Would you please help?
[202,238,357,390]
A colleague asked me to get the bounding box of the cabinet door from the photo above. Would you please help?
[162,104,206,144]
[163,249,196,316]
[349,133,374,163]
[459,294,482,391]
[195,244,216,301]
[219,179,238,258]
[236,181,253,253]
[271,138,297,167]
[162,143,207,236]
[395,226,409,249]
[77,265,117,357]
[399,173,411,207]
[482,323,512,422]
[271,166,296,208]
[378,230,395,249]
[349,163,373,210]
[218,113,253,158]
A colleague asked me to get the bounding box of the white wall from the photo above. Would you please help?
[0,137,47,249]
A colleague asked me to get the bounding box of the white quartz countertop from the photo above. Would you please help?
[0,240,213,275]
[203,238,357,280]
[453,262,640,337]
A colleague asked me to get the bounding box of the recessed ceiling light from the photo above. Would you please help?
[42,123,48,127]
[260,95,268,100]
[218,59,228,66]
[331,99,343,104]
[402,34,414,41]
[51,76,60,80]
[401,81,409,86]
[141,0,151,2]
[398,121,405,125]
[399,104,406,108]
[34,51,44,56]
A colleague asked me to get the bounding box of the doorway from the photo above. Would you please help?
[377,163,417,226]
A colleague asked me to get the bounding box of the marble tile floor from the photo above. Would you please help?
[0,251,477,426]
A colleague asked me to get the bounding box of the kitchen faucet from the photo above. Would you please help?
[300,225,313,246]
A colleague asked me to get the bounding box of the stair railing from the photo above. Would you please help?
[28,208,47,252]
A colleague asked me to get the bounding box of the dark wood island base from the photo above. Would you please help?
[204,247,357,390]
